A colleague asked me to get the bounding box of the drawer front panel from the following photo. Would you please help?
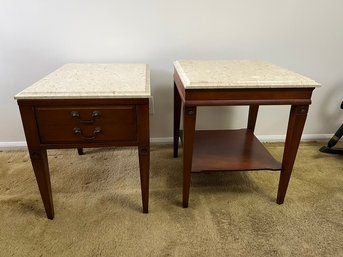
[36,106,137,143]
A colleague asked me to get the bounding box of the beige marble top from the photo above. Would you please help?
[174,60,320,89]
[15,63,150,99]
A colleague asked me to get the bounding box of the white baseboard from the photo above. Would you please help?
[0,134,332,150]
[150,134,332,144]
[256,134,332,143]
[0,141,27,150]
[150,137,174,144]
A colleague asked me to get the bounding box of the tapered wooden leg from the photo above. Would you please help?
[138,146,149,213]
[29,148,54,219]
[77,148,84,155]
[174,82,182,158]
[19,103,54,219]
[247,105,259,132]
[137,104,150,213]
[183,106,197,208]
[277,105,309,204]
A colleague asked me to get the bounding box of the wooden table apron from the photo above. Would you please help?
[18,98,150,219]
[173,71,315,207]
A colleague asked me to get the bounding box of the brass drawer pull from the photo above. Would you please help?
[73,127,102,140]
[71,111,101,124]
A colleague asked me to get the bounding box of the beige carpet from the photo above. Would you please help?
[0,142,342,257]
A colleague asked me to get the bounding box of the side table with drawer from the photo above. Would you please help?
[15,64,150,219]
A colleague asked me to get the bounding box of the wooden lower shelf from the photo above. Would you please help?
[190,129,281,172]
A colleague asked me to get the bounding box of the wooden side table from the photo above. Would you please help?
[173,60,320,207]
[15,64,150,219]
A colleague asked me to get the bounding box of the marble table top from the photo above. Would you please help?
[15,63,150,99]
[174,60,320,89]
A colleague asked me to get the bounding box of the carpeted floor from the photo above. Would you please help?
[0,142,342,257]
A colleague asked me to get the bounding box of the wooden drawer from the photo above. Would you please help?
[35,106,137,143]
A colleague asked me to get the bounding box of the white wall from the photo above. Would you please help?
[1,0,342,143]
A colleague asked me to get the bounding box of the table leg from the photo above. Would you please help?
[174,82,182,158]
[183,106,197,208]
[137,104,150,213]
[247,105,259,132]
[19,104,54,219]
[77,148,84,155]
[29,148,54,219]
[277,105,309,204]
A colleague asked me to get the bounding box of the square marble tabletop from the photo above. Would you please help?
[15,63,150,99]
[174,60,320,89]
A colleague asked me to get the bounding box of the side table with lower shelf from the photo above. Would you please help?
[173,60,320,207]
[15,63,150,219]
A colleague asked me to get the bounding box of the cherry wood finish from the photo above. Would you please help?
[36,106,137,143]
[19,104,54,219]
[247,105,259,132]
[277,105,308,204]
[173,69,314,207]
[18,98,150,219]
[191,129,281,172]
[182,106,197,208]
